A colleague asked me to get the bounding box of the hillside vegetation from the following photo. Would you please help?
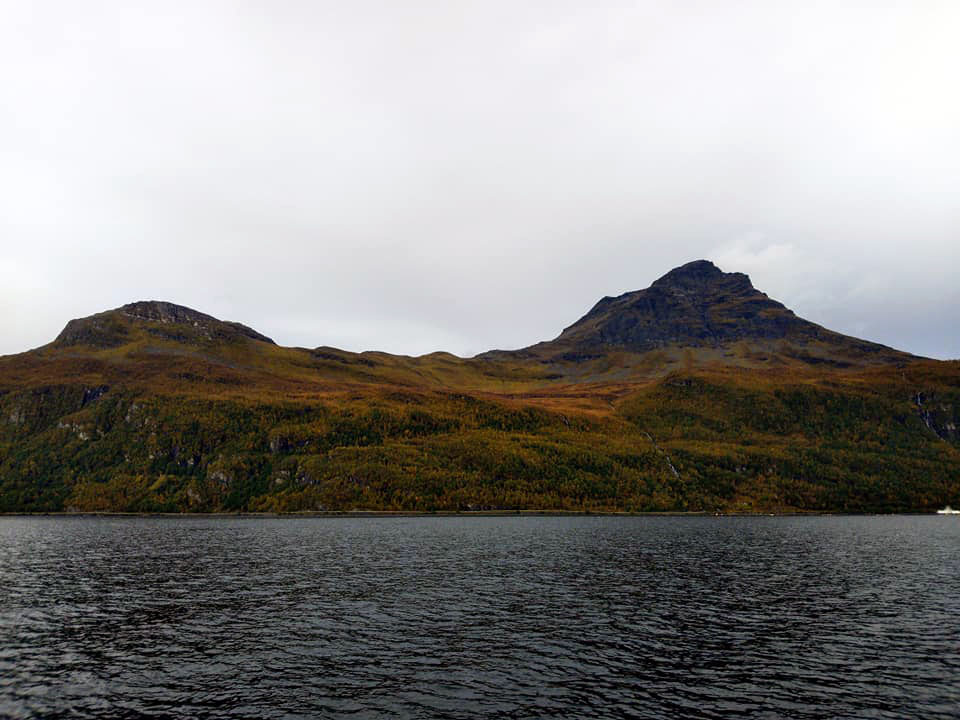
[2,264,958,513]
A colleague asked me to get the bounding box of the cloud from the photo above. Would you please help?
[1,0,958,359]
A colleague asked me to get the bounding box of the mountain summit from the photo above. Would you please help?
[557,259,816,350]
[491,259,909,367]
[54,300,275,349]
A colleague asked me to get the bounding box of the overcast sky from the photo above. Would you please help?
[2,1,958,359]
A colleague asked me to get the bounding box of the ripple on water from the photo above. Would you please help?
[1,515,959,719]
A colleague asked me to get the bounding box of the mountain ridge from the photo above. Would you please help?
[1,259,956,515]
[40,260,916,369]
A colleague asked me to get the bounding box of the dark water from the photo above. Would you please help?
[1,516,958,719]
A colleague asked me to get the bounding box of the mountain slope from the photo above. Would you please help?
[1,260,957,514]
[483,260,911,369]
[55,300,276,349]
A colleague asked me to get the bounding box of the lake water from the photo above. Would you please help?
[1,515,958,719]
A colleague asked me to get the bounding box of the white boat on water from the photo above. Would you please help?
[937,506,960,515]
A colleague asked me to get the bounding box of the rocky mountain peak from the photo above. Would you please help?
[540,260,817,355]
[120,301,216,325]
[649,259,755,296]
[652,259,722,285]
[121,301,275,344]
[54,301,274,348]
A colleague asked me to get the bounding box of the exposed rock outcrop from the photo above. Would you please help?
[54,300,275,348]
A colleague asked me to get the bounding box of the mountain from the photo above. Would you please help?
[1,261,957,514]
[559,259,826,350]
[55,301,276,348]
[483,260,909,370]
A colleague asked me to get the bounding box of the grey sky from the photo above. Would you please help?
[2,1,958,359]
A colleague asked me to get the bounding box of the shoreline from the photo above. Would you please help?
[0,510,937,518]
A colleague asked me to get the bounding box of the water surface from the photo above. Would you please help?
[1,515,958,718]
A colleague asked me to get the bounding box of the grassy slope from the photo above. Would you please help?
[1,311,958,513]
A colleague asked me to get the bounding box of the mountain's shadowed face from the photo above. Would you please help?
[555,260,812,351]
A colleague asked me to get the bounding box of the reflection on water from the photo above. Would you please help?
[1,515,958,718]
